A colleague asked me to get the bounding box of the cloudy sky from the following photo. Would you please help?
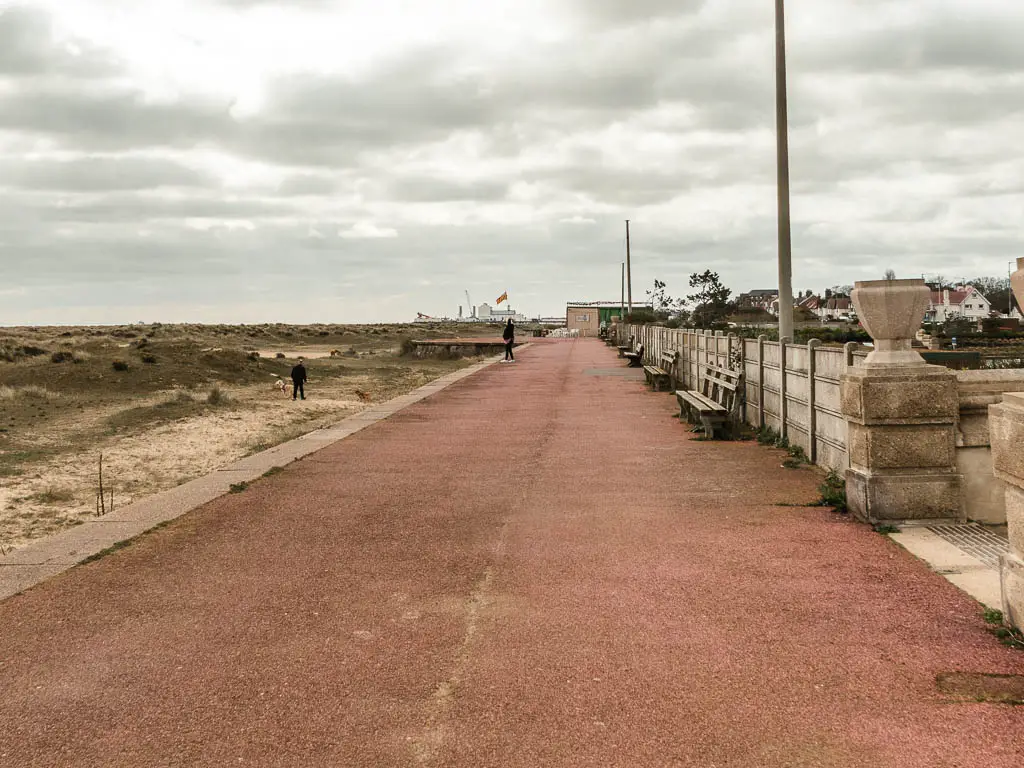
[1,0,1022,324]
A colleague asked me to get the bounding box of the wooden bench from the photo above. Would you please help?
[644,350,678,392]
[617,336,635,357]
[675,364,743,439]
[623,343,645,368]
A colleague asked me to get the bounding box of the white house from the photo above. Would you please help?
[816,297,853,321]
[925,286,992,323]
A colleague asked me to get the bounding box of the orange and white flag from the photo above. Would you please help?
[496,291,508,304]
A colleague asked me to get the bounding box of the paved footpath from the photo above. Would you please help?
[1,339,1023,767]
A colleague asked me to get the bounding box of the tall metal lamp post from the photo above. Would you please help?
[775,0,795,341]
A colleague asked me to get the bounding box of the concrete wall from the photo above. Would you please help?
[625,325,859,472]
[623,325,1023,522]
[955,370,1024,524]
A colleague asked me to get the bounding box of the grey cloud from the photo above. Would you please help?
[535,166,698,206]
[0,83,235,150]
[385,176,508,203]
[0,13,771,167]
[275,174,339,196]
[2,0,1023,324]
[566,0,710,28]
[32,194,297,223]
[0,5,120,79]
[213,0,336,6]
[798,12,1024,73]
[0,156,217,192]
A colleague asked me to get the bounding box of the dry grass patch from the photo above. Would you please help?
[0,384,60,401]
[0,321,488,553]
[30,487,76,505]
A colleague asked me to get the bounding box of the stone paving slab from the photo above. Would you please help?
[0,354,501,601]
[890,526,1003,610]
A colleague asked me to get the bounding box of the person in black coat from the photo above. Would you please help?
[291,358,308,400]
[502,319,515,362]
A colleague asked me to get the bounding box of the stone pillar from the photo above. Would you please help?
[990,392,1024,630]
[990,256,1024,629]
[841,279,962,523]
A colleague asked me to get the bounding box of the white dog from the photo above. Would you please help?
[273,377,292,396]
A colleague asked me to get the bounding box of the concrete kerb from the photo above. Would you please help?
[0,352,510,602]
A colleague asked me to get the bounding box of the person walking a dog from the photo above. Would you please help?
[291,358,308,400]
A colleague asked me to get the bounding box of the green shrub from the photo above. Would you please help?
[0,343,49,362]
[625,308,658,324]
[111,360,129,371]
[398,337,417,356]
[755,425,790,450]
[814,469,847,513]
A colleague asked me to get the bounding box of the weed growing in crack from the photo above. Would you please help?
[984,608,1005,625]
[811,469,848,513]
[79,539,132,564]
[992,624,1024,650]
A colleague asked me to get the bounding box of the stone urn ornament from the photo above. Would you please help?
[851,278,931,368]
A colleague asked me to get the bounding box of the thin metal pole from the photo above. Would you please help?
[625,220,633,314]
[621,262,625,321]
[775,0,794,342]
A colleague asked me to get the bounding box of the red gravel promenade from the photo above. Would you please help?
[2,339,1023,767]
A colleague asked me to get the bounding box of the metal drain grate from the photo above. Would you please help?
[926,524,1009,569]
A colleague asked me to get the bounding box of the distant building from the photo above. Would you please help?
[476,303,526,323]
[565,301,651,337]
[798,294,822,314]
[817,297,854,321]
[925,286,992,323]
[738,289,779,312]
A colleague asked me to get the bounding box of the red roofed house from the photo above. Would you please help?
[925,286,992,323]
